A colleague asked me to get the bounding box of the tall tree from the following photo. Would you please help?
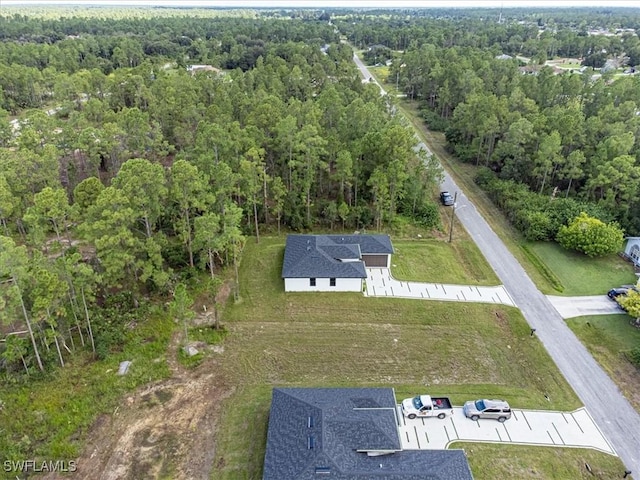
[23,187,71,243]
[169,159,209,267]
[0,236,43,371]
[112,158,167,239]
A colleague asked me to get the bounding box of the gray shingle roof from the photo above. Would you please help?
[282,235,393,279]
[263,388,474,480]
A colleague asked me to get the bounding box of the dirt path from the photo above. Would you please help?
[43,330,233,480]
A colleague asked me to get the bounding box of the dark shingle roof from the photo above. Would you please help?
[263,388,474,480]
[282,235,393,279]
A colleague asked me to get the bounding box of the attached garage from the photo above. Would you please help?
[362,254,389,268]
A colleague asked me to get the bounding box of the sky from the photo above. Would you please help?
[1,0,640,8]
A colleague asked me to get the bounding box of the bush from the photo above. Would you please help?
[421,108,449,132]
[557,212,624,257]
[474,169,620,243]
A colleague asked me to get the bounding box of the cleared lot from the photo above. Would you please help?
[398,406,616,455]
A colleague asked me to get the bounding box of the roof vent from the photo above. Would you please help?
[315,466,331,475]
[308,416,314,428]
[308,436,315,449]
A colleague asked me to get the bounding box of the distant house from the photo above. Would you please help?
[186,64,221,75]
[263,387,474,480]
[623,237,640,268]
[281,234,394,292]
[495,54,513,60]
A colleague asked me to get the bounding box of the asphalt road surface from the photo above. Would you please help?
[353,53,640,474]
[444,172,640,475]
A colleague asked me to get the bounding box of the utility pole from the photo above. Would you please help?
[448,191,458,243]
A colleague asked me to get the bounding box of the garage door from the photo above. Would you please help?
[362,255,387,267]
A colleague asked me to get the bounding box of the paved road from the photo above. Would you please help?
[445,180,640,473]
[353,53,387,95]
[353,53,640,473]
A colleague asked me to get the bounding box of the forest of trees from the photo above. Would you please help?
[2,3,640,379]
[0,10,443,377]
[337,11,640,241]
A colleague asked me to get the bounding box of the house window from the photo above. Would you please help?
[310,278,316,287]
[330,278,336,287]
[631,245,640,266]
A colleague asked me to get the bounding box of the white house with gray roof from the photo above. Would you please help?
[282,234,394,292]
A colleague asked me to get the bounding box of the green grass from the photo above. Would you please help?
[457,442,625,479]
[567,314,640,412]
[211,236,611,480]
[0,308,174,467]
[527,242,636,296]
[390,238,500,285]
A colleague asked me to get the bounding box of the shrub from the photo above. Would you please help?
[421,108,449,132]
[474,169,620,243]
[556,212,624,257]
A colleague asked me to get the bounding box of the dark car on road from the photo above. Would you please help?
[440,191,454,206]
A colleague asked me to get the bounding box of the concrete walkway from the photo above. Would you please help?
[397,406,615,454]
[547,295,624,319]
[364,268,517,307]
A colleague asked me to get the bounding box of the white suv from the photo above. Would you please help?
[463,399,512,422]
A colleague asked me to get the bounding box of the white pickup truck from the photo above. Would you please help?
[401,394,453,419]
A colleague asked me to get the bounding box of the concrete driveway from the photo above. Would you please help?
[364,268,516,307]
[547,295,625,319]
[397,406,616,454]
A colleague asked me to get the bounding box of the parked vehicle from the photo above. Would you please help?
[401,394,453,419]
[439,191,454,206]
[608,287,630,299]
[463,399,512,422]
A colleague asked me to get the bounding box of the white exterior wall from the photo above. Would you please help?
[284,277,362,292]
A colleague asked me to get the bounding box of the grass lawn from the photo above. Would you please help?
[567,314,640,412]
[210,236,631,480]
[390,238,500,285]
[527,242,637,296]
[457,442,625,479]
